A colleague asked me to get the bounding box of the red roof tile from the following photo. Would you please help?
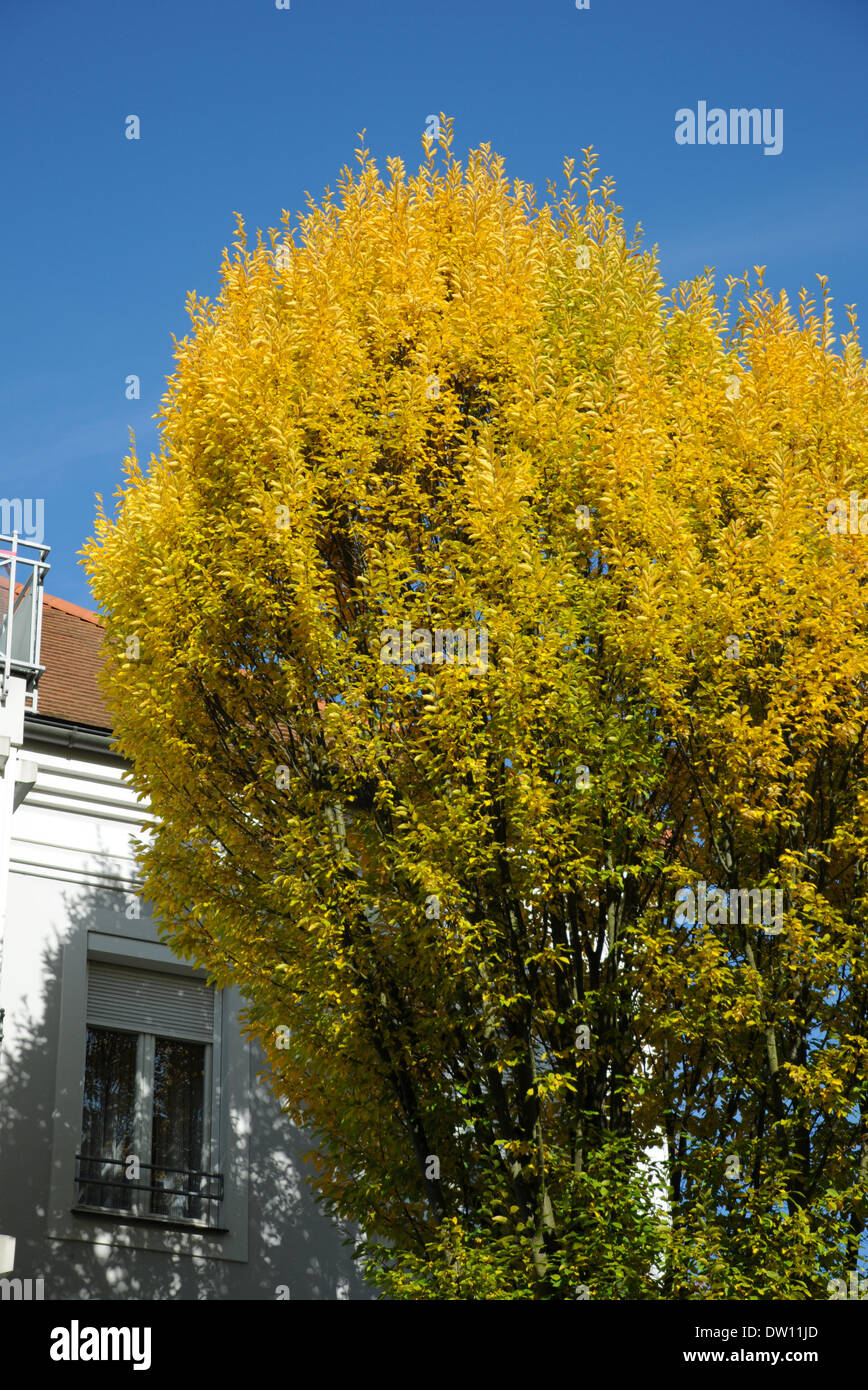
[29,595,322,734]
[33,593,112,731]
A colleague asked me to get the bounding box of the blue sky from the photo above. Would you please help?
[2,0,865,607]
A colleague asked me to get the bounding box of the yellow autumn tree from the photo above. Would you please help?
[84,121,868,1298]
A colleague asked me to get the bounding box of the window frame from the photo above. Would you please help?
[77,1019,215,1227]
[47,905,250,1263]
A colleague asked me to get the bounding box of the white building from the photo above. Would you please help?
[0,535,366,1299]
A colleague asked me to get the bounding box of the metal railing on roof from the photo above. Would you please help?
[0,533,51,711]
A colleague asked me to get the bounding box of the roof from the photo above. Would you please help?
[28,593,321,735]
[33,593,112,731]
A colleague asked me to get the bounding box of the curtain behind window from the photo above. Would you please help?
[79,1027,137,1209]
[151,1038,205,1221]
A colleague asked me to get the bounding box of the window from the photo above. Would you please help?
[75,963,222,1228]
[48,922,251,1262]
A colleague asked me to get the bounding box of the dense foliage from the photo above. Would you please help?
[85,122,868,1298]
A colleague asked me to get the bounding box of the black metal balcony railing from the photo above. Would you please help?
[74,1154,224,1229]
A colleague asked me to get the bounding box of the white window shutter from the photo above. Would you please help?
[86,962,215,1042]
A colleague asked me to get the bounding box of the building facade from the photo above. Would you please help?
[0,538,367,1299]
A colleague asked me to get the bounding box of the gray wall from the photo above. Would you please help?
[0,819,372,1300]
